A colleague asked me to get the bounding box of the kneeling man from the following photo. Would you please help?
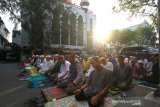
[58,54,84,94]
[112,55,132,90]
[74,56,112,107]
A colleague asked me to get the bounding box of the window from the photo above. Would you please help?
[77,15,83,46]
[70,13,76,45]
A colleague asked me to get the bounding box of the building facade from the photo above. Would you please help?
[0,16,10,59]
[20,0,96,54]
[124,21,149,31]
[0,17,9,49]
[12,30,21,46]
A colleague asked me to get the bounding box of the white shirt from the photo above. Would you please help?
[143,59,148,66]
[36,58,42,65]
[48,60,55,69]
[85,65,94,77]
[103,62,113,72]
[39,59,48,69]
[146,61,153,72]
[58,61,71,78]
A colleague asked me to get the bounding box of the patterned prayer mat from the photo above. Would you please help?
[45,95,89,107]
[42,87,68,101]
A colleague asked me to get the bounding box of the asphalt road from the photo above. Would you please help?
[0,63,41,107]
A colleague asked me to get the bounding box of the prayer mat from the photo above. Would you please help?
[29,75,47,81]
[42,87,68,101]
[28,70,38,75]
[132,79,147,85]
[29,79,53,89]
[25,66,37,70]
[29,73,40,76]
[132,80,159,88]
[29,76,52,89]
[108,87,121,96]
[108,84,134,96]
[144,91,160,104]
[44,95,89,107]
[103,97,119,107]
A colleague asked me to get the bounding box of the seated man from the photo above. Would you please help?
[112,55,132,91]
[84,57,94,77]
[54,55,70,82]
[129,56,138,76]
[146,56,154,73]
[47,56,55,69]
[45,54,61,77]
[58,54,84,94]
[39,56,51,73]
[45,60,61,78]
[146,54,159,84]
[36,55,45,68]
[133,60,146,80]
[107,54,117,72]
[99,57,113,72]
[74,56,112,107]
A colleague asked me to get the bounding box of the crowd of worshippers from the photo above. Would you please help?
[24,54,159,107]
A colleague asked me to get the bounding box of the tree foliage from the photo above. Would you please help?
[113,0,158,28]
[0,0,66,23]
[135,26,156,46]
[108,26,156,47]
[107,30,120,43]
[0,0,72,52]
[119,29,136,45]
[0,0,21,27]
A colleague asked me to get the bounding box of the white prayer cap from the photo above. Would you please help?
[124,58,128,62]
[55,54,59,56]
[138,60,143,64]
[143,59,148,64]
[46,55,51,58]
[40,55,44,57]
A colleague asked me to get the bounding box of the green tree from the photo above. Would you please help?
[0,0,66,24]
[113,0,158,28]
[107,29,136,47]
[0,0,71,53]
[135,26,156,46]
[107,29,120,45]
[108,30,120,44]
[0,0,21,27]
[119,29,136,46]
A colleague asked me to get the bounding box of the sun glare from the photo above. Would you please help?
[94,27,109,44]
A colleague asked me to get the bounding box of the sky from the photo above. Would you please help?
[1,13,14,42]
[1,0,147,42]
[72,0,147,42]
